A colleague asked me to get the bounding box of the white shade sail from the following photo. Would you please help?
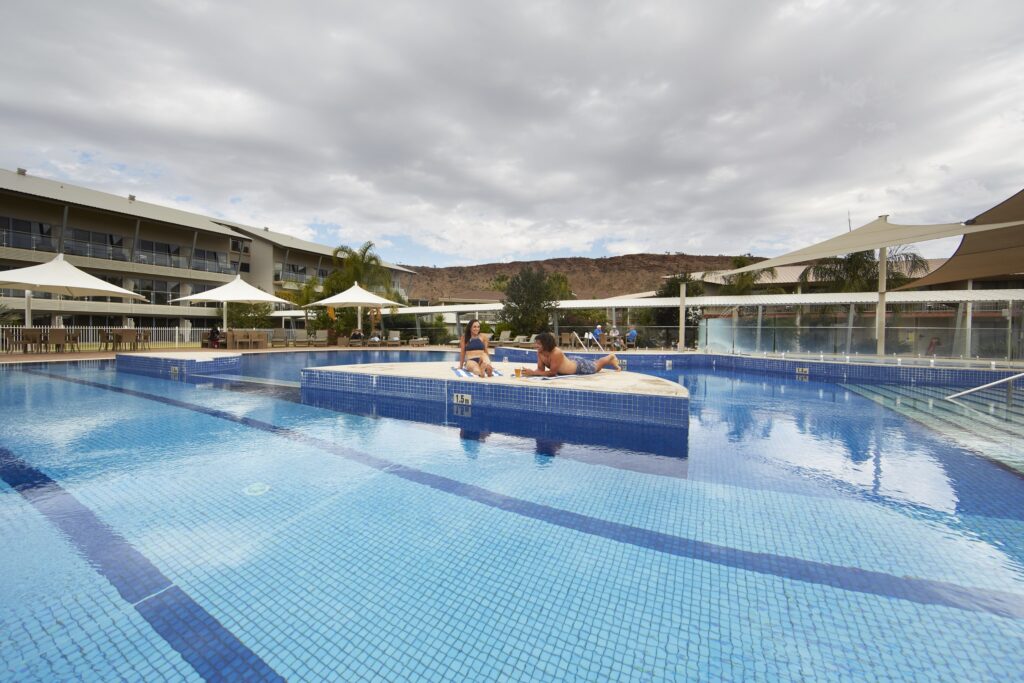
[305,282,404,309]
[0,253,147,299]
[723,215,1024,276]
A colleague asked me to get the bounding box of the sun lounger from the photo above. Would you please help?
[270,328,290,347]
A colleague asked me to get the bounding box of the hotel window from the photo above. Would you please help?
[65,228,127,260]
[193,248,230,273]
[2,216,55,252]
[137,239,183,268]
[136,279,180,306]
[282,264,307,282]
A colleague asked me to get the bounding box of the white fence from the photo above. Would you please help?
[0,325,275,353]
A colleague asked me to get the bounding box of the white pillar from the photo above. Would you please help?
[24,290,32,326]
[965,279,974,358]
[755,305,763,353]
[875,246,888,356]
[678,283,687,350]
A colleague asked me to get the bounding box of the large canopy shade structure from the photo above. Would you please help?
[896,187,1024,290]
[0,253,147,325]
[305,282,404,329]
[722,214,1024,277]
[171,275,292,328]
[716,188,1024,354]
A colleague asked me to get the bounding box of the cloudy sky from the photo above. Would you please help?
[2,1,1022,266]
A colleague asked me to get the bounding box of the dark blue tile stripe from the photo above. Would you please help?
[27,370,1024,620]
[0,447,284,683]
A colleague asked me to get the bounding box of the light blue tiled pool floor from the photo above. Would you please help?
[1,355,1023,681]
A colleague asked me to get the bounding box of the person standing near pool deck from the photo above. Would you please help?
[524,332,620,376]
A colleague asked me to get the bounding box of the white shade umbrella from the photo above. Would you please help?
[0,253,147,325]
[305,281,404,329]
[172,275,292,328]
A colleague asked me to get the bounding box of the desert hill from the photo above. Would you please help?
[402,253,746,301]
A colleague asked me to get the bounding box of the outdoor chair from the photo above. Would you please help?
[48,329,68,352]
[67,331,81,352]
[3,328,28,354]
[514,334,538,348]
[293,332,310,347]
[335,335,349,348]
[385,331,405,347]
[139,330,152,350]
[509,335,527,346]
[311,330,330,347]
[559,332,576,349]
[367,332,383,347]
[115,329,137,351]
[21,328,43,353]
[234,330,252,349]
[496,330,512,344]
[270,328,290,347]
[408,336,428,346]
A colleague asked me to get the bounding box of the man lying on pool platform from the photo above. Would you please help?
[523,332,620,377]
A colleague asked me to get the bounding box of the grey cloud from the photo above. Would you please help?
[1,0,1022,264]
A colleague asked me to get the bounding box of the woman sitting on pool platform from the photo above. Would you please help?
[524,332,620,377]
[460,319,494,377]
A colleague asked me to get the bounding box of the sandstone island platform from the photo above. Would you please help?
[300,361,688,428]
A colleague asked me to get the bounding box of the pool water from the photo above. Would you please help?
[1,351,1023,681]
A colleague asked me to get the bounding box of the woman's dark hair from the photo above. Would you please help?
[463,319,480,342]
[536,332,556,352]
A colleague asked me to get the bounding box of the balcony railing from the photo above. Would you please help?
[0,230,57,252]
[64,239,130,261]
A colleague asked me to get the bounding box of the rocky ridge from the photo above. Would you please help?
[402,253,745,301]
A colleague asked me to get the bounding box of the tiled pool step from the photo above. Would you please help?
[843,383,1024,474]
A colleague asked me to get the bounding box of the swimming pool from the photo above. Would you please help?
[2,351,1022,681]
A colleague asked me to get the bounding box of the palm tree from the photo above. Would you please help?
[720,255,780,295]
[326,240,390,295]
[323,240,395,332]
[797,246,928,292]
[798,247,928,354]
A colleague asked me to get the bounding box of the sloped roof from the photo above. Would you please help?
[0,168,242,238]
[1,168,415,274]
[225,222,415,274]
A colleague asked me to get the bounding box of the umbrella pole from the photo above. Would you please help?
[223,304,228,330]
[24,290,32,327]
[358,305,363,330]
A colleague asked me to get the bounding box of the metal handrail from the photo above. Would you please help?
[945,372,1024,400]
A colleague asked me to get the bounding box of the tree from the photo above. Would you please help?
[798,246,928,292]
[0,303,20,325]
[720,255,780,295]
[488,274,509,292]
[227,302,274,329]
[499,266,558,333]
[650,274,705,347]
[324,240,390,296]
[546,272,574,301]
[652,274,704,328]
